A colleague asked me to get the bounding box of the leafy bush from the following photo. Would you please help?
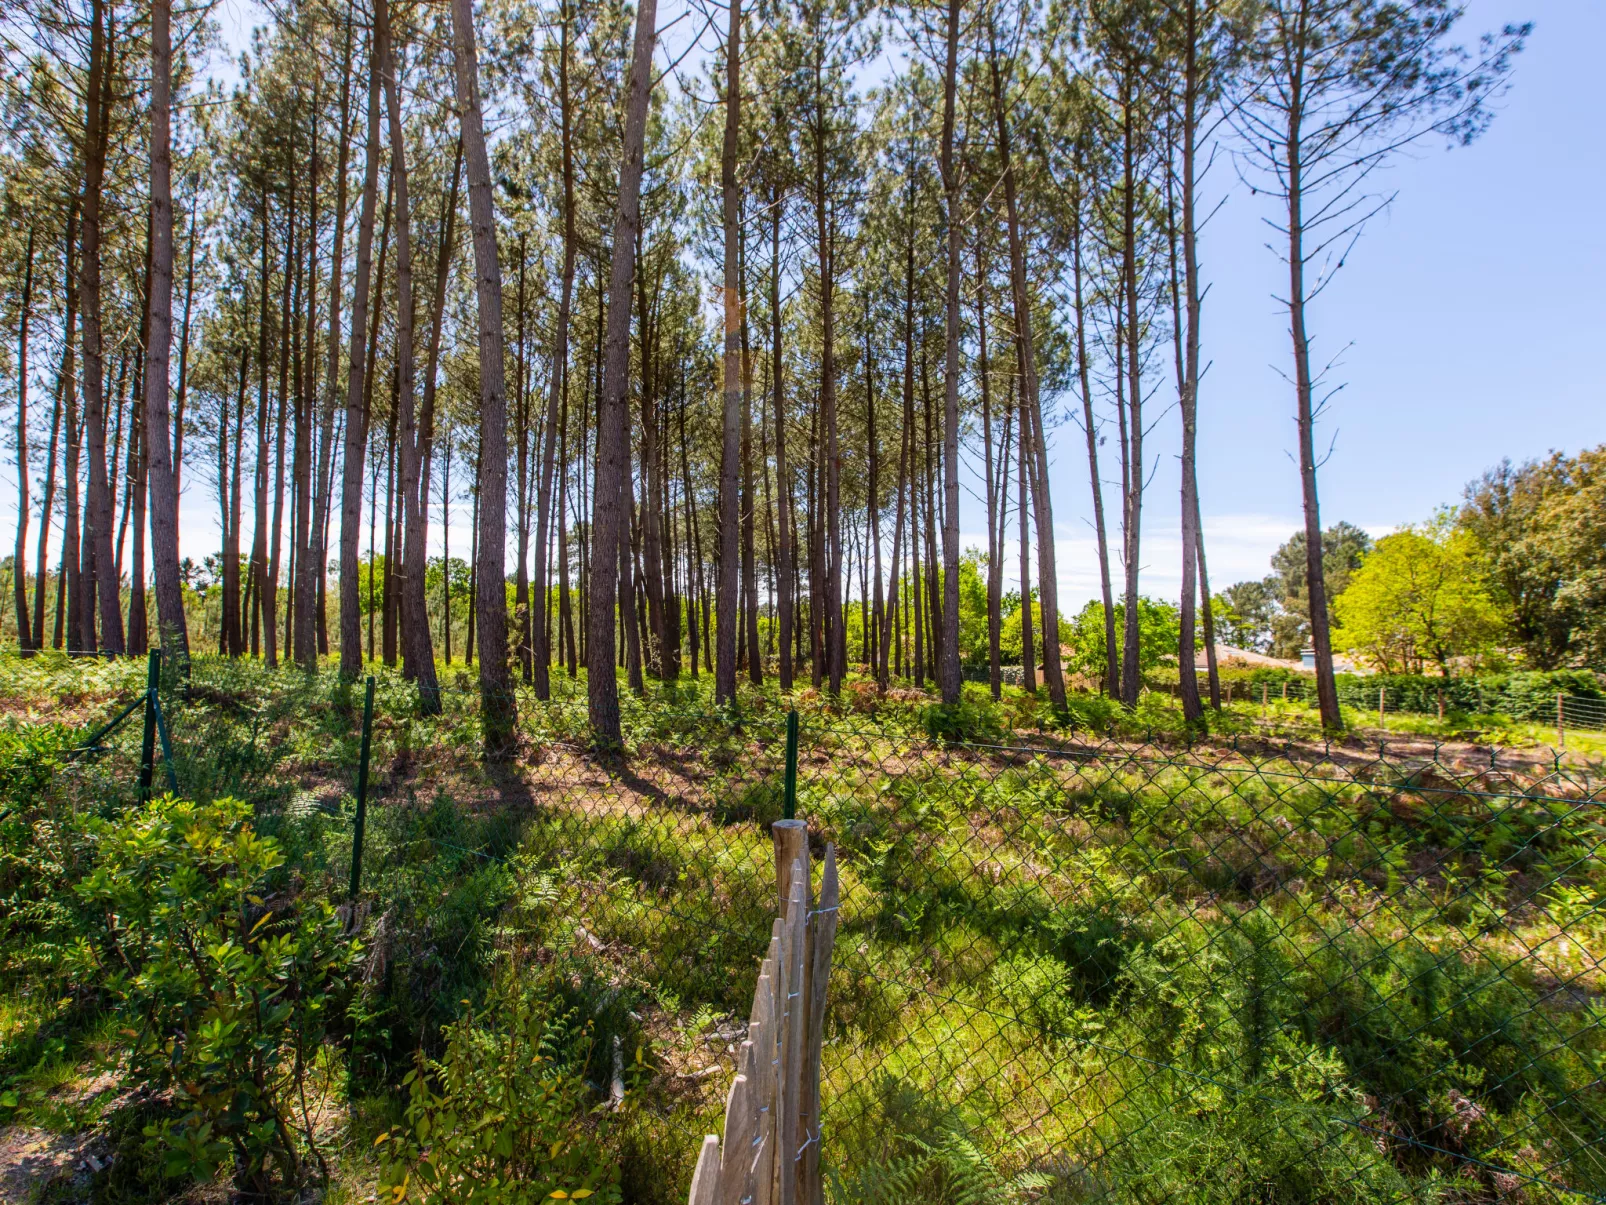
[0,724,85,985]
[922,696,1008,745]
[376,970,622,1205]
[75,795,360,1198]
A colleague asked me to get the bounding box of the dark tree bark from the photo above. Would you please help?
[34,240,68,650]
[225,341,248,657]
[879,351,908,688]
[714,0,742,703]
[46,206,78,650]
[679,383,703,679]
[379,0,440,712]
[1172,9,1206,723]
[936,0,963,704]
[532,3,577,699]
[1118,59,1145,707]
[174,182,197,534]
[1196,502,1221,707]
[864,306,884,688]
[514,240,530,680]
[638,243,668,678]
[769,190,793,691]
[990,27,1065,706]
[292,94,319,666]
[127,408,148,654]
[304,5,355,669]
[451,0,517,752]
[12,230,34,649]
[1017,343,1035,693]
[1285,71,1343,731]
[265,148,297,670]
[419,136,461,605]
[249,189,272,663]
[558,360,575,676]
[920,341,941,678]
[339,24,384,679]
[584,0,657,745]
[739,234,760,686]
[974,241,1002,700]
[1071,187,1118,697]
[80,0,122,654]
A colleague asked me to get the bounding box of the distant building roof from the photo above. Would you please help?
[1194,644,1369,675]
[1196,644,1300,670]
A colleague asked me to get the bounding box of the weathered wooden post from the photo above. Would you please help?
[688,830,839,1205]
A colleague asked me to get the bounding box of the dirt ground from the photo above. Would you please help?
[0,1126,102,1205]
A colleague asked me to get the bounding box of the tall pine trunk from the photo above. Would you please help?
[714,0,742,703]
[975,241,1001,700]
[1071,188,1117,697]
[585,0,657,745]
[770,192,792,691]
[339,25,384,679]
[379,0,440,712]
[292,96,319,666]
[34,245,68,650]
[1174,9,1205,722]
[989,23,1063,706]
[1118,61,1144,706]
[451,0,516,751]
[1285,82,1342,731]
[81,0,122,654]
[304,6,355,670]
[936,0,963,704]
[45,207,77,649]
[533,8,577,697]
[12,231,34,649]
[265,150,296,669]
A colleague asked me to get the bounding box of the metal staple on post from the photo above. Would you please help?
[783,709,799,822]
[349,676,376,902]
[138,649,160,801]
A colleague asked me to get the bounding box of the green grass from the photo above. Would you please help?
[1,648,1602,1204]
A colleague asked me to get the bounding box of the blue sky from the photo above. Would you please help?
[1049,0,1606,609]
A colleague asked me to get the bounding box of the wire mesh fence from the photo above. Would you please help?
[1218,674,1606,735]
[796,722,1606,1201]
[335,682,1604,1202]
[30,654,1606,1201]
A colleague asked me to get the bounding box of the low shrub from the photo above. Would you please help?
[75,795,360,1198]
[376,969,623,1205]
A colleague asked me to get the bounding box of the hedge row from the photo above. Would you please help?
[1204,666,1602,720]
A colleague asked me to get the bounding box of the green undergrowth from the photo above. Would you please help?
[0,649,1601,1204]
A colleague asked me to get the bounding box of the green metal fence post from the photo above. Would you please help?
[349,676,376,902]
[138,649,160,801]
[153,692,178,794]
[783,708,799,821]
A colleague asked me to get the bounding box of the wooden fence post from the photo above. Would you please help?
[1558,692,1566,750]
[687,826,839,1205]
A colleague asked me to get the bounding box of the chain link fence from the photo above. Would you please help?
[331,682,1604,1202]
[34,655,1606,1201]
[1213,674,1606,736]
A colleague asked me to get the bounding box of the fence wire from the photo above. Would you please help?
[54,658,1606,1202]
[1214,675,1606,734]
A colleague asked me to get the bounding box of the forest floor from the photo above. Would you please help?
[1,651,1602,1204]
